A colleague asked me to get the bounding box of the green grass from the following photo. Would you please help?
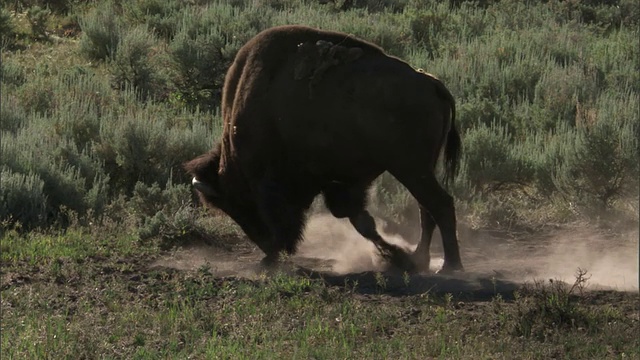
[2,226,638,359]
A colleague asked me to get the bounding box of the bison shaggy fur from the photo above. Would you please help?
[184,25,463,273]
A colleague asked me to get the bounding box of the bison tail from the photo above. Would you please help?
[442,102,461,187]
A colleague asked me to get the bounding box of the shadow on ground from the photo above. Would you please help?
[295,266,521,301]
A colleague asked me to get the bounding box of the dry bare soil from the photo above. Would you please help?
[155,215,639,295]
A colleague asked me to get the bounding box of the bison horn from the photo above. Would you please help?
[192,177,217,197]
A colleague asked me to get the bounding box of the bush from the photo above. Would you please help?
[16,76,55,116]
[1,108,111,228]
[1,0,636,231]
[331,0,409,13]
[588,30,639,93]
[457,96,504,133]
[458,123,535,196]
[129,181,202,245]
[370,172,415,226]
[409,3,453,59]
[2,140,91,228]
[14,0,90,14]
[169,4,273,110]
[92,106,214,194]
[78,1,123,61]
[122,0,183,40]
[511,272,597,340]
[0,58,26,87]
[559,92,639,208]
[26,5,51,39]
[110,25,160,100]
[0,95,27,133]
[0,8,15,48]
[532,64,601,130]
[54,73,110,149]
[0,168,48,229]
[525,126,577,199]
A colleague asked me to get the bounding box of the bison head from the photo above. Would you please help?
[183,150,221,199]
[183,148,272,253]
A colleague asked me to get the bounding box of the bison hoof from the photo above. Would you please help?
[260,254,280,269]
[436,262,464,275]
[386,251,418,273]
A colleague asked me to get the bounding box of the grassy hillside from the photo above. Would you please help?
[2,0,638,234]
[1,1,638,358]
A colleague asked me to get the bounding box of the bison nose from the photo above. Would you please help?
[192,177,217,196]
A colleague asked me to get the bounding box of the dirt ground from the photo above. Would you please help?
[152,214,639,299]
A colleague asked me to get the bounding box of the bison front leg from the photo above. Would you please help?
[255,178,313,267]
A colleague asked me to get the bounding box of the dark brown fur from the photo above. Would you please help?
[294,40,363,99]
[184,25,463,273]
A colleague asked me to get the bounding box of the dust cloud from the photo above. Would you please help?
[296,214,419,274]
[298,215,639,292]
[153,212,638,293]
[532,229,639,291]
[300,192,637,292]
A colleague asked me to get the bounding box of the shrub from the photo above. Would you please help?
[26,5,51,39]
[15,0,89,14]
[1,0,636,232]
[110,25,160,100]
[333,0,409,13]
[619,0,640,28]
[54,101,99,150]
[0,58,26,87]
[122,0,183,40]
[274,4,411,57]
[490,0,551,31]
[370,172,415,226]
[588,30,639,93]
[169,3,273,110]
[2,139,88,227]
[54,72,111,149]
[559,92,639,208]
[408,3,453,58]
[0,8,15,48]
[525,126,578,199]
[457,96,504,133]
[511,272,597,339]
[93,106,214,194]
[1,108,111,229]
[129,181,201,245]
[0,95,27,133]
[0,168,48,229]
[16,76,55,116]
[531,64,601,130]
[458,123,535,196]
[78,1,123,61]
[339,11,411,57]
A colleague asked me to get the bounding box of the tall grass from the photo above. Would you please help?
[1,0,637,230]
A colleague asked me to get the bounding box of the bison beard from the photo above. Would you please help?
[184,25,463,273]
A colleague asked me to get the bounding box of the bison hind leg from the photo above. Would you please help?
[390,169,464,274]
[349,211,416,272]
[323,183,417,272]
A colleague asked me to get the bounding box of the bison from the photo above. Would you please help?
[184,25,463,273]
